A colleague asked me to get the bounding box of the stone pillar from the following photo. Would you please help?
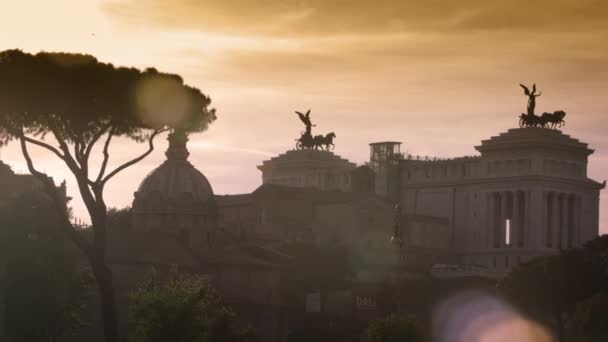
[574,195,582,247]
[487,192,495,248]
[493,192,501,248]
[520,191,527,247]
[566,195,575,248]
[512,191,521,248]
[551,192,561,249]
[500,191,509,248]
[544,192,552,248]
[560,194,569,249]
[527,189,541,248]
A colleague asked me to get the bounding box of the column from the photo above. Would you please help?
[493,192,501,248]
[544,192,552,248]
[512,191,521,248]
[500,191,509,248]
[565,195,574,248]
[545,193,551,247]
[492,192,501,248]
[560,194,569,249]
[519,191,527,247]
[527,189,541,248]
[487,192,495,248]
[551,193,561,249]
[574,195,582,247]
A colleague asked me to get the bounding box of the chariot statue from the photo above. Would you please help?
[294,109,336,151]
[518,84,566,129]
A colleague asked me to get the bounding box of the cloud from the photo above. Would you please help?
[103,0,608,93]
[105,0,608,37]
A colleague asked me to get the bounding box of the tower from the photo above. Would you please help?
[369,142,402,202]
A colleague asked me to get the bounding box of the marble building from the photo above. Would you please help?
[257,149,356,192]
[221,126,604,275]
[370,127,605,272]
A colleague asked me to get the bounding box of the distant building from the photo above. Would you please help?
[258,149,356,192]
[0,160,68,206]
[85,131,290,342]
[0,160,69,341]
[371,128,605,273]
[131,130,218,250]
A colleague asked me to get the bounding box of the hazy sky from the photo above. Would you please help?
[0,0,606,233]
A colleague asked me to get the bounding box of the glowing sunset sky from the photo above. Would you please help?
[0,0,606,233]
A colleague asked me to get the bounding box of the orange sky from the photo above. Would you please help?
[0,0,606,233]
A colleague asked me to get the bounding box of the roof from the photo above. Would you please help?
[369,141,402,146]
[475,127,594,156]
[136,160,214,202]
[134,132,215,204]
[105,231,281,270]
[106,232,201,268]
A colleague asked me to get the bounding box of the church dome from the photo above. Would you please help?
[135,131,213,203]
[132,130,217,237]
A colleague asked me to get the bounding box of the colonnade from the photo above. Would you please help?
[488,191,526,248]
[544,192,580,249]
[487,190,580,249]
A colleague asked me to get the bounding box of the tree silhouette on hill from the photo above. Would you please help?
[0,49,216,342]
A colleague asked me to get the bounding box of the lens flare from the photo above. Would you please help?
[432,291,554,342]
[135,75,191,128]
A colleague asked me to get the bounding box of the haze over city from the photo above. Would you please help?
[0,0,606,233]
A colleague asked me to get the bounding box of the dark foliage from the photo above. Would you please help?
[499,235,608,340]
[0,49,215,146]
[0,49,216,342]
[128,274,253,342]
[0,191,91,341]
[362,314,423,342]
[107,206,132,231]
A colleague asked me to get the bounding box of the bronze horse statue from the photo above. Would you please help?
[519,110,566,129]
[312,132,336,151]
[518,84,566,129]
[293,109,337,151]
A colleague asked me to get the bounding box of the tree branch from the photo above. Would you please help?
[95,130,114,184]
[84,123,112,164]
[21,135,66,161]
[48,123,80,172]
[47,121,101,222]
[74,139,83,166]
[18,133,94,259]
[101,128,168,187]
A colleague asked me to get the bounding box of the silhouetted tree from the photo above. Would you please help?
[361,314,423,342]
[279,242,355,312]
[107,206,132,232]
[128,274,253,342]
[0,191,91,341]
[0,49,216,342]
[499,236,608,341]
[567,292,608,342]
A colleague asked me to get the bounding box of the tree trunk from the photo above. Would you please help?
[92,261,119,342]
[85,201,118,342]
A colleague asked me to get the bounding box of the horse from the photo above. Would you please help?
[520,111,566,129]
[539,110,566,129]
[312,132,336,151]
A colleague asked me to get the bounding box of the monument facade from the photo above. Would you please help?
[258,110,356,192]
[370,88,604,273]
